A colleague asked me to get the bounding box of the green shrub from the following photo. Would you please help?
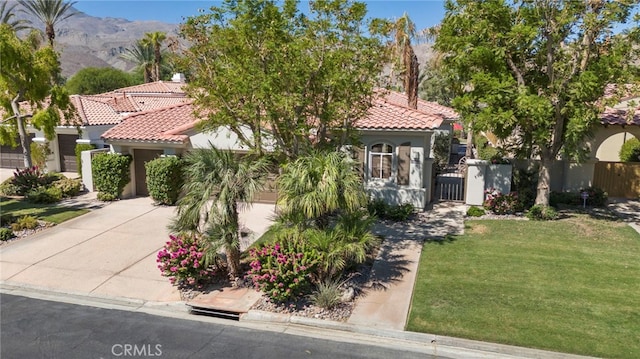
[466,206,486,217]
[433,132,452,173]
[92,153,132,199]
[0,228,15,241]
[97,192,117,202]
[483,188,521,214]
[526,204,559,221]
[0,178,19,196]
[53,177,82,198]
[75,144,96,176]
[13,166,47,195]
[308,279,342,309]
[579,187,608,207]
[550,191,578,207]
[145,156,184,205]
[550,187,608,207]
[385,203,415,221]
[11,215,39,231]
[0,213,15,226]
[26,186,62,204]
[367,198,388,218]
[619,137,640,162]
[30,142,51,168]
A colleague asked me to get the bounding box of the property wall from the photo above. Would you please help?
[189,125,275,152]
[465,160,513,205]
[30,126,80,173]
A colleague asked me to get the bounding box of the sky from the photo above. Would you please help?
[73,0,447,31]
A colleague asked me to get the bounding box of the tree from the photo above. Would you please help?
[65,67,136,95]
[1,1,30,31]
[436,0,639,206]
[141,31,166,82]
[276,150,367,230]
[388,13,420,109]
[0,24,73,168]
[181,0,387,160]
[18,0,77,47]
[120,40,154,83]
[170,146,271,279]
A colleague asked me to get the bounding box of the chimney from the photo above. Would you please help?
[171,73,186,83]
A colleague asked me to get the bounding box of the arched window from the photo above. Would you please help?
[370,143,393,179]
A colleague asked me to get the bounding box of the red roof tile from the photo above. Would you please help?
[600,108,640,126]
[355,92,447,130]
[101,102,197,143]
[106,81,186,95]
[382,91,459,119]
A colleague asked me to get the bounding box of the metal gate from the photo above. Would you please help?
[435,173,465,202]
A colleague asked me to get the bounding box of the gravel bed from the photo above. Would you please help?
[0,221,55,247]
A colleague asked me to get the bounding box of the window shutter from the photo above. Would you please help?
[398,142,411,185]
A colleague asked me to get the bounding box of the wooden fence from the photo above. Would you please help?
[593,162,640,198]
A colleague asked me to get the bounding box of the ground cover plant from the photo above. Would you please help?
[407,217,640,358]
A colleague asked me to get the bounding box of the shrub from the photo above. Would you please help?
[246,239,319,302]
[26,186,62,204]
[75,143,96,176]
[385,203,415,221]
[157,234,217,286]
[367,198,388,218]
[0,228,15,241]
[579,187,608,207]
[550,187,607,207]
[53,177,83,198]
[466,206,486,217]
[0,213,15,226]
[0,178,19,196]
[30,142,51,168]
[526,204,559,221]
[619,137,640,162]
[550,191,578,207]
[92,153,132,199]
[97,192,117,202]
[308,279,342,309]
[511,168,537,210]
[145,156,184,205]
[432,132,452,173]
[13,166,47,195]
[483,188,521,214]
[11,215,39,231]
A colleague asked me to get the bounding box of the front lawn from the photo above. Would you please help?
[0,197,88,224]
[407,216,640,358]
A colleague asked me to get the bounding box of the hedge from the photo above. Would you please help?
[145,156,184,205]
[75,144,97,176]
[92,153,132,200]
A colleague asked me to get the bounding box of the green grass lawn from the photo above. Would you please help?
[407,216,640,358]
[0,197,89,224]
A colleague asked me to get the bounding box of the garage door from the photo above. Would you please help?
[1,134,35,169]
[58,134,79,172]
[134,149,163,196]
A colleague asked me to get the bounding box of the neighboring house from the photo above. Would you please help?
[99,90,458,209]
[0,77,187,172]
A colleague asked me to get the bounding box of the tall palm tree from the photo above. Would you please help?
[170,146,271,279]
[1,1,30,31]
[276,150,367,230]
[120,40,154,83]
[141,31,166,82]
[18,0,77,47]
[390,13,419,109]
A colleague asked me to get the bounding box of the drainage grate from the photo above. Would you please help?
[188,306,241,321]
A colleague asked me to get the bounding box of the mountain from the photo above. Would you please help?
[13,6,180,79]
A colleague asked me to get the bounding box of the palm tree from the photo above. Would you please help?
[1,1,30,31]
[120,40,154,83]
[141,31,166,82]
[390,13,419,109]
[170,146,271,279]
[276,150,367,230]
[18,0,77,47]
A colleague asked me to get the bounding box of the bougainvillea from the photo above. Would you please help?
[157,234,216,286]
[483,188,521,215]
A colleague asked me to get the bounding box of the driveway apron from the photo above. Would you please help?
[0,197,182,302]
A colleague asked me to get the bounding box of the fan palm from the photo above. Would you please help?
[18,0,77,47]
[141,31,166,82]
[170,146,271,279]
[120,40,154,83]
[390,13,419,109]
[1,1,30,31]
[276,150,367,230]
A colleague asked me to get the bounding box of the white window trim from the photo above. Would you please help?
[368,142,396,184]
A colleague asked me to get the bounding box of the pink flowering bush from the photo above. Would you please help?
[246,241,319,302]
[157,234,216,286]
[483,188,521,214]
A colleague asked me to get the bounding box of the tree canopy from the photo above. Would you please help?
[436,0,640,205]
[181,0,388,160]
[18,0,77,47]
[0,24,73,167]
[65,67,136,95]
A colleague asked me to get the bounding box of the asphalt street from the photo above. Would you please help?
[0,294,439,359]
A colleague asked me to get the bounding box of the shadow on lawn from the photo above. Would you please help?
[0,197,85,221]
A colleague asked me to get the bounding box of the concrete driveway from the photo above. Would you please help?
[0,197,276,303]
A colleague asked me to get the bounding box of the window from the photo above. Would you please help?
[370,143,393,179]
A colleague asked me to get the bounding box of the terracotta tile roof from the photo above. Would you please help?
[600,108,640,126]
[355,92,446,130]
[129,95,191,112]
[101,102,198,143]
[382,91,459,119]
[106,81,186,95]
[70,95,122,126]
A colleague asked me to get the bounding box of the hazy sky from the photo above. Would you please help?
[73,0,447,30]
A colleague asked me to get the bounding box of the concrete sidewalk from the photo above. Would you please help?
[348,202,467,330]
